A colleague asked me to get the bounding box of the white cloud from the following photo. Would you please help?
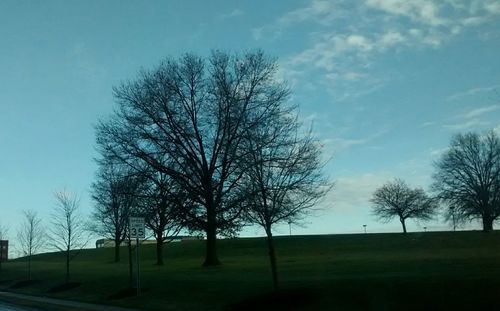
[323,129,388,154]
[252,0,341,40]
[462,105,499,119]
[259,0,500,102]
[421,121,437,127]
[494,124,500,135]
[365,0,447,26]
[218,8,244,20]
[447,84,500,101]
[443,118,490,131]
[328,173,393,213]
[441,105,499,132]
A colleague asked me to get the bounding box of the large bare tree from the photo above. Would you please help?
[49,190,89,283]
[371,179,437,233]
[433,131,500,232]
[96,51,289,266]
[243,112,329,290]
[17,210,45,280]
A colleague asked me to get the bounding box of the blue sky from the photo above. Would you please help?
[1,0,500,251]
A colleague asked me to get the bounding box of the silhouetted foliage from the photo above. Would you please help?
[433,131,500,232]
[371,179,437,233]
[95,50,289,266]
[17,210,45,280]
[243,111,329,289]
[49,190,89,283]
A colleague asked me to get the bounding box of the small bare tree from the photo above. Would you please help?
[91,161,142,262]
[17,210,45,280]
[138,171,185,265]
[371,179,437,233]
[50,190,89,283]
[244,112,329,290]
[0,223,9,271]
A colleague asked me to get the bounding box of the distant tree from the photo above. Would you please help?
[0,223,9,271]
[138,170,185,265]
[91,161,142,262]
[96,50,289,266]
[243,112,329,290]
[49,190,89,283]
[433,131,500,232]
[17,210,45,280]
[371,179,437,233]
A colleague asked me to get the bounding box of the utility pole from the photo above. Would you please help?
[288,221,292,236]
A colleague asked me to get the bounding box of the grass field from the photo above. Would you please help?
[1,231,500,310]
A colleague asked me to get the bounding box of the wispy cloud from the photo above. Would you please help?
[442,105,498,131]
[443,118,490,131]
[447,85,500,101]
[328,173,393,213]
[252,0,340,40]
[366,0,447,26]
[462,105,499,118]
[256,0,500,98]
[324,129,388,154]
[218,8,244,20]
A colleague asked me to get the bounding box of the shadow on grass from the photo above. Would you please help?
[0,279,13,285]
[47,282,82,293]
[227,288,322,311]
[9,280,41,289]
[108,287,150,300]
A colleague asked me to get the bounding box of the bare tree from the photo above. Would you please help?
[91,161,142,262]
[0,223,9,271]
[17,210,45,280]
[138,171,184,265]
[243,112,329,290]
[96,51,289,266]
[433,131,500,232]
[371,179,437,233]
[50,190,89,283]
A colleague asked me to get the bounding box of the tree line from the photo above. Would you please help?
[3,50,497,292]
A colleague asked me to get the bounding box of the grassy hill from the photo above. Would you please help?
[1,231,500,310]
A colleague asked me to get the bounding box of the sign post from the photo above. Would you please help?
[129,217,145,296]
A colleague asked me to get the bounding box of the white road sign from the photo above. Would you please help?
[129,217,145,239]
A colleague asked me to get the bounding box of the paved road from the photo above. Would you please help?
[0,291,143,311]
[0,302,41,310]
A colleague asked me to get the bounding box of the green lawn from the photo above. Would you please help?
[1,231,500,310]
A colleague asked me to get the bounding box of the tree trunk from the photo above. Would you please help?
[482,215,493,232]
[400,218,407,234]
[203,224,220,266]
[27,254,31,281]
[156,237,164,266]
[114,240,120,263]
[65,248,70,284]
[265,226,279,290]
[203,204,220,267]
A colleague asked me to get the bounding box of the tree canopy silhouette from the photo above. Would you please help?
[433,131,500,232]
[95,50,290,266]
[371,179,437,233]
